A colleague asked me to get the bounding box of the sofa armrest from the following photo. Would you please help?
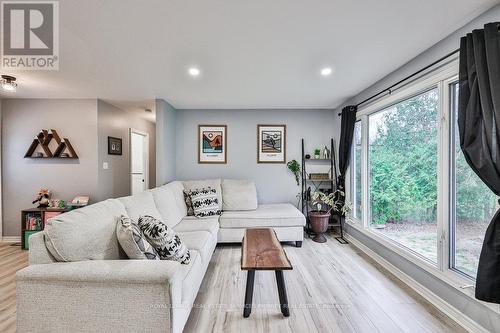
[16,260,183,333]
[28,231,56,264]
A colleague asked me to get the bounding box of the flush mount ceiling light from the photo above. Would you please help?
[188,67,200,77]
[320,67,332,76]
[1,75,17,92]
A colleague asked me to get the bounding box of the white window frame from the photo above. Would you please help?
[344,57,490,302]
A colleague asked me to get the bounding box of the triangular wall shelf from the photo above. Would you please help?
[24,129,79,159]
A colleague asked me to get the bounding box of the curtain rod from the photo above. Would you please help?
[337,48,460,116]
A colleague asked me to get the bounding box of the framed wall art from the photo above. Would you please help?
[108,136,123,155]
[257,124,286,163]
[198,125,227,164]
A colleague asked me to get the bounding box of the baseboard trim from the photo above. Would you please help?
[2,236,21,243]
[344,233,487,333]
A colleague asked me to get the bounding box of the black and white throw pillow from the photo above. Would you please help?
[116,216,160,260]
[189,187,222,218]
[183,189,194,216]
[138,215,191,264]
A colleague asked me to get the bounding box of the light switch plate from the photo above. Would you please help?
[103,162,109,170]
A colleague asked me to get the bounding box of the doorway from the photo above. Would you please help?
[130,129,149,195]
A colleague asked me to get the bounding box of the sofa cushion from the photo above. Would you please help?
[118,191,162,221]
[180,249,203,304]
[44,199,127,261]
[150,181,186,228]
[116,216,160,260]
[177,231,213,263]
[189,188,221,218]
[221,179,258,211]
[173,216,219,237]
[138,215,191,264]
[183,179,222,210]
[219,203,306,228]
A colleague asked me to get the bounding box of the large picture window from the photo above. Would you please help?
[347,61,494,286]
[368,89,439,263]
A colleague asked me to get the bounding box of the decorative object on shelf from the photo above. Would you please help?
[286,160,301,186]
[32,189,51,208]
[257,124,286,163]
[49,199,67,210]
[322,145,330,159]
[108,136,122,155]
[67,196,90,209]
[305,154,311,159]
[309,190,350,243]
[198,125,227,164]
[25,129,78,159]
[309,173,330,180]
[314,148,321,159]
[1,74,17,92]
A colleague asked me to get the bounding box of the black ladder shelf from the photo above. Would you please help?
[301,138,347,244]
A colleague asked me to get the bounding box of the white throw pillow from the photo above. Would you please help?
[183,179,222,210]
[138,215,191,264]
[222,179,258,211]
[189,187,222,218]
[116,216,159,260]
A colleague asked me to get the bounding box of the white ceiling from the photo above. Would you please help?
[1,0,498,111]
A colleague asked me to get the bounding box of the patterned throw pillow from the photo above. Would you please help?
[189,187,222,218]
[138,215,191,264]
[116,216,160,260]
[183,189,194,216]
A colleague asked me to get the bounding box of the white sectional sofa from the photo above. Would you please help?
[16,179,305,333]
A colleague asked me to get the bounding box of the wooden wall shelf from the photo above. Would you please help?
[24,129,79,159]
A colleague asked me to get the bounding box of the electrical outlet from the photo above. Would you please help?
[103,162,109,170]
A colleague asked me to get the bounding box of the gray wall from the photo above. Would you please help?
[97,100,156,202]
[174,109,336,204]
[1,99,99,236]
[156,99,177,186]
[341,4,500,331]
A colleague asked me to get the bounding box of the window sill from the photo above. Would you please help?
[344,218,500,314]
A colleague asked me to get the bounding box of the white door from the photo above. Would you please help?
[130,130,149,195]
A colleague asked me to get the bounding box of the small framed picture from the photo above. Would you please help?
[108,136,122,155]
[198,125,227,164]
[257,124,286,163]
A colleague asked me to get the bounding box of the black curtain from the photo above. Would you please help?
[458,22,500,303]
[337,105,357,192]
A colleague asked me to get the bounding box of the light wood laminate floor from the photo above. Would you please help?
[1,233,465,333]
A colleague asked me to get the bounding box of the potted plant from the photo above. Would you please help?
[286,159,301,208]
[309,190,350,243]
[314,148,321,159]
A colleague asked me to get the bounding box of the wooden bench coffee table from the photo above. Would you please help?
[241,228,292,318]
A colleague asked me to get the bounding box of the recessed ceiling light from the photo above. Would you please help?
[188,67,200,77]
[320,67,332,76]
[1,75,17,92]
